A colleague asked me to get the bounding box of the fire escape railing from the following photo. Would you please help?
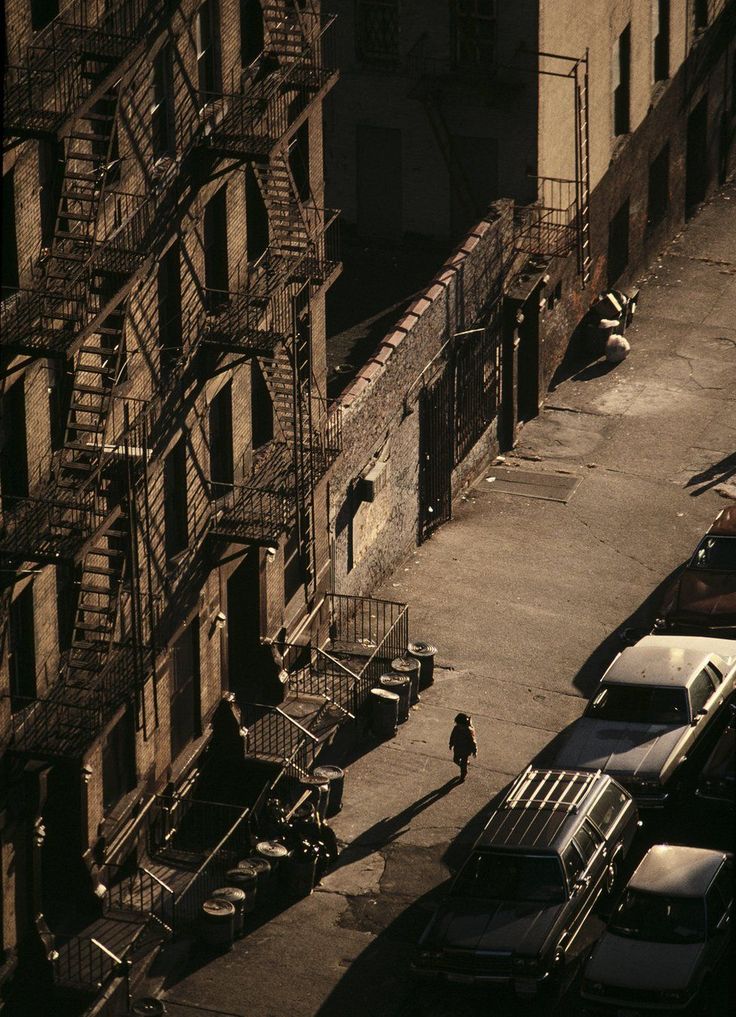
[0,488,104,563]
[3,0,164,139]
[209,479,294,545]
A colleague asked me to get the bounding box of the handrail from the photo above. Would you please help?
[140,866,174,896]
[273,704,319,742]
[313,645,361,683]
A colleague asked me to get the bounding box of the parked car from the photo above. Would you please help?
[581,844,733,1015]
[659,507,736,634]
[695,701,736,809]
[412,767,639,998]
[544,635,736,807]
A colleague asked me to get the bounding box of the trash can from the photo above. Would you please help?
[370,687,399,739]
[255,840,289,880]
[129,999,166,1016]
[284,847,318,898]
[407,642,438,690]
[391,656,421,704]
[225,864,258,913]
[379,674,410,723]
[298,776,330,822]
[239,855,271,897]
[211,886,247,936]
[200,897,235,952]
[313,764,346,816]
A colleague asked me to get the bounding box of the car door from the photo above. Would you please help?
[705,864,733,971]
[563,822,607,946]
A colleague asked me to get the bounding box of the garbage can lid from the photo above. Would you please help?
[370,687,400,701]
[202,897,235,917]
[240,856,271,875]
[212,886,247,903]
[226,865,257,885]
[299,776,329,790]
[408,641,437,657]
[391,656,420,673]
[256,840,289,859]
[313,765,344,780]
[129,998,167,1017]
[380,674,409,688]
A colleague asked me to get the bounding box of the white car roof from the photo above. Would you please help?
[629,844,726,898]
[602,635,736,688]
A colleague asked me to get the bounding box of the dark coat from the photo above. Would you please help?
[449,723,477,762]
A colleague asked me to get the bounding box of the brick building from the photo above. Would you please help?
[0,2,412,1012]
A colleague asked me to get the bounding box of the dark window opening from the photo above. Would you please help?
[197,0,222,98]
[170,621,201,761]
[288,121,310,203]
[9,584,36,710]
[653,0,670,81]
[355,0,399,64]
[240,0,264,69]
[209,382,234,491]
[49,356,73,451]
[39,139,64,248]
[158,241,183,375]
[56,563,77,652]
[453,0,496,71]
[283,516,310,605]
[647,142,670,229]
[251,362,274,449]
[293,286,311,385]
[694,0,709,30]
[31,0,58,32]
[246,165,269,262]
[102,708,136,812]
[614,24,631,135]
[152,42,175,160]
[164,438,188,560]
[2,170,19,293]
[607,198,630,285]
[1,379,29,510]
[204,186,229,311]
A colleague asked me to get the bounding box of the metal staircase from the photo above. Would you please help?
[253,155,311,261]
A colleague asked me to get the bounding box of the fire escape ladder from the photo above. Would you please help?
[252,154,311,262]
[56,301,128,489]
[574,52,592,285]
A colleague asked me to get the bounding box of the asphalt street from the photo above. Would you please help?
[158,182,736,1017]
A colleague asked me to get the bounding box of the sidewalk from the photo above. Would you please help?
[158,182,736,1017]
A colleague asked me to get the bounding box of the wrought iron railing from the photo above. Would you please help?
[103,862,175,932]
[210,480,294,544]
[514,177,579,259]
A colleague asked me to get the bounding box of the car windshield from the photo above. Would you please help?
[586,684,689,724]
[692,535,736,571]
[609,890,706,944]
[453,851,566,904]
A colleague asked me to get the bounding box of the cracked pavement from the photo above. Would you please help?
[158,184,736,1017]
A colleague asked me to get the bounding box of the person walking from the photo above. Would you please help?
[449,713,477,782]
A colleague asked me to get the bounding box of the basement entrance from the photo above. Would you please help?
[418,368,453,541]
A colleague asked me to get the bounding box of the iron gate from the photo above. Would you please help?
[453,320,501,465]
[419,367,453,541]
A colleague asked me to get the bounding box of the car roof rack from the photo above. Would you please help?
[503,767,603,814]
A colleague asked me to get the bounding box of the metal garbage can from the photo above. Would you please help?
[129,999,166,1016]
[298,775,330,822]
[407,642,438,690]
[239,855,271,897]
[313,764,346,816]
[225,864,258,913]
[285,848,318,898]
[212,886,247,936]
[370,687,399,739]
[255,840,289,880]
[379,674,410,723]
[391,656,421,704]
[200,897,235,952]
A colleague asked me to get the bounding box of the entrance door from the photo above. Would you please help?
[226,551,263,701]
[686,96,708,212]
[419,368,453,542]
[517,292,540,424]
[357,125,402,240]
[41,762,91,930]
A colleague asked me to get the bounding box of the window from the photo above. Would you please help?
[196,0,222,98]
[1,379,28,510]
[48,357,72,452]
[586,682,688,725]
[240,0,264,68]
[2,170,19,293]
[251,362,274,449]
[102,709,136,812]
[690,670,716,716]
[453,851,565,903]
[158,241,183,374]
[355,0,399,64]
[589,784,628,834]
[607,198,630,285]
[9,584,36,710]
[572,821,603,863]
[152,42,175,160]
[293,286,311,385]
[204,186,229,311]
[652,0,670,81]
[647,142,670,229]
[693,0,709,30]
[706,661,723,686]
[613,24,631,136]
[453,1,496,70]
[288,121,310,203]
[283,523,304,604]
[164,438,188,560]
[170,621,201,760]
[39,139,63,248]
[561,844,584,886]
[31,0,58,31]
[245,164,268,262]
[209,382,234,490]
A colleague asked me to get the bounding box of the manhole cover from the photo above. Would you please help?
[480,466,582,503]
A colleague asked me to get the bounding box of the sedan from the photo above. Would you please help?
[581,844,732,1015]
[543,635,736,806]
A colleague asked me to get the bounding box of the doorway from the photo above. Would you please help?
[226,551,263,701]
[40,762,91,931]
[516,293,540,425]
[686,96,708,212]
[418,368,453,542]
